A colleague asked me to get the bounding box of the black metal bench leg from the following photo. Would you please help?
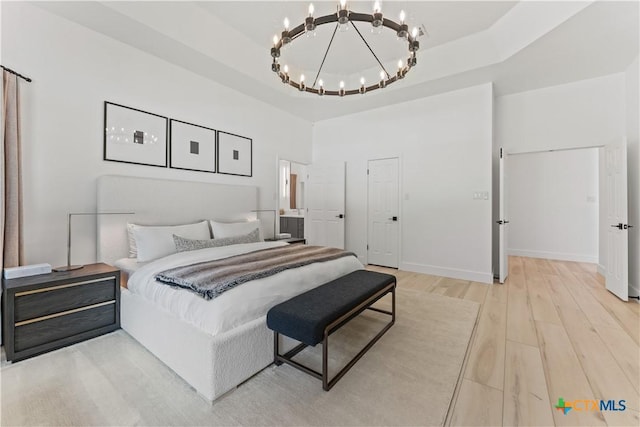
[322,332,329,390]
[274,332,283,366]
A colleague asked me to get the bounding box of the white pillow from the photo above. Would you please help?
[130,221,211,262]
[210,219,264,241]
[126,223,138,258]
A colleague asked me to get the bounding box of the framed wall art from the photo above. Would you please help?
[217,131,252,177]
[169,119,216,173]
[104,101,168,167]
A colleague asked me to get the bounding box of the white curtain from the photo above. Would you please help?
[1,70,24,272]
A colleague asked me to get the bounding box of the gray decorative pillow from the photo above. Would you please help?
[173,228,260,252]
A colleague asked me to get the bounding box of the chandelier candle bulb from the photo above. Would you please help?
[371,1,383,34]
[410,27,420,52]
[339,80,345,97]
[271,35,280,58]
[397,10,408,38]
[337,0,349,25]
[282,17,291,44]
[299,74,306,91]
[305,3,316,33]
[359,77,366,94]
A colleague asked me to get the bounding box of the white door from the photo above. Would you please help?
[498,148,509,283]
[605,138,629,301]
[367,158,399,267]
[307,163,346,249]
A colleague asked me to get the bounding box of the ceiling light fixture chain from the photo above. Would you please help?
[312,23,339,89]
[270,1,420,97]
[350,21,390,80]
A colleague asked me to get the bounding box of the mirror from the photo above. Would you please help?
[279,159,307,214]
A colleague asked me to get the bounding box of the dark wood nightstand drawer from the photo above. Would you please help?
[14,276,117,322]
[3,263,120,362]
[14,303,116,352]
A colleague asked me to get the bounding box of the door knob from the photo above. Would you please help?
[611,223,623,229]
[387,216,398,221]
[336,214,344,219]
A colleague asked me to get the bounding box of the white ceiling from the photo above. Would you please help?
[31,1,639,122]
[196,1,516,77]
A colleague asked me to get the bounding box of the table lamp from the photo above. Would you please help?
[53,212,134,272]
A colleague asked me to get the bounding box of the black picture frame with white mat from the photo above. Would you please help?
[169,119,217,173]
[217,131,252,177]
[104,101,168,167]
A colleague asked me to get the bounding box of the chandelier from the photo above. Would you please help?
[270,1,420,97]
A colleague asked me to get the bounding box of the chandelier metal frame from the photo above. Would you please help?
[270,4,419,97]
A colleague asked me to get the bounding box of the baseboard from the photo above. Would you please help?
[400,262,492,284]
[597,264,606,277]
[507,249,598,264]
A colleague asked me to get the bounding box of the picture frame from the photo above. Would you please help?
[217,131,252,177]
[104,101,168,168]
[169,119,216,173]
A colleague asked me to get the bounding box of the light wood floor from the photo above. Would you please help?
[369,257,640,426]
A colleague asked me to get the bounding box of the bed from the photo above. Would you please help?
[96,175,363,402]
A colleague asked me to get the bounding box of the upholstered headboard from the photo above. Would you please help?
[96,175,258,265]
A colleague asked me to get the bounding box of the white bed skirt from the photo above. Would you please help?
[121,288,277,402]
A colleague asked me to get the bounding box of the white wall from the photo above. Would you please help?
[495,74,627,274]
[626,57,639,296]
[496,74,626,152]
[313,83,494,283]
[507,149,599,263]
[1,2,312,267]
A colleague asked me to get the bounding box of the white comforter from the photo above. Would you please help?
[127,241,364,336]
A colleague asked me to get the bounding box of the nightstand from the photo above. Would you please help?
[2,263,120,362]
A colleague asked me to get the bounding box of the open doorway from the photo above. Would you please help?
[278,159,307,239]
[506,147,600,265]
[496,140,630,300]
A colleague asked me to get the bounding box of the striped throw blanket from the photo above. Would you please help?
[155,245,356,300]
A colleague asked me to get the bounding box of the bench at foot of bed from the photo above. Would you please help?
[266,269,396,391]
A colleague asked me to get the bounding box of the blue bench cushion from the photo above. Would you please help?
[266,270,396,346]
